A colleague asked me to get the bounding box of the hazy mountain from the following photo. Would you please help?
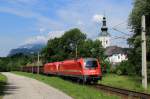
[8,43,46,56]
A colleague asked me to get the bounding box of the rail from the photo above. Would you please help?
[92,84,150,99]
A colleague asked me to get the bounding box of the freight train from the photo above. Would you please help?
[22,58,102,83]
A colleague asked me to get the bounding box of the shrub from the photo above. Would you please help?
[116,69,122,75]
[115,61,135,76]
[101,60,111,73]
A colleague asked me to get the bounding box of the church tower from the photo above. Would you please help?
[98,17,110,48]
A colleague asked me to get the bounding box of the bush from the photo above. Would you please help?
[101,60,111,73]
[115,61,135,76]
[116,69,122,75]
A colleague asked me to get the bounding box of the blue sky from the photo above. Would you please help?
[0,0,133,57]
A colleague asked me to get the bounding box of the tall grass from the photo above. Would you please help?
[100,74,150,93]
[0,73,7,99]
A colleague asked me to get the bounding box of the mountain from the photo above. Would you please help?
[8,43,46,56]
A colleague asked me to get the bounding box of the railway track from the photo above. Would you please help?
[92,84,150,99]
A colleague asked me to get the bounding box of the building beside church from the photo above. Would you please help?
[97,16,128,65]
[105,46,128,65]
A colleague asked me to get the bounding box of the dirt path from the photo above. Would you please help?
[2,72,72,99]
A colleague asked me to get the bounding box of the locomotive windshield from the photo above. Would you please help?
[84,58,98,68]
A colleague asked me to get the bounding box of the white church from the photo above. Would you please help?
[98,17,128,65]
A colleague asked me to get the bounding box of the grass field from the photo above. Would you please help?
[13,71,119,99]
[99,74,150,93]
[0,73,7,99]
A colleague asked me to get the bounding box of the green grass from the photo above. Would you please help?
[99,74,150,93]
[0,73,7,99]
[13,71,119,99]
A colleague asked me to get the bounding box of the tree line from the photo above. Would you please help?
[114,0,150,81]
[41,28,105,62]
[128,0,150,77]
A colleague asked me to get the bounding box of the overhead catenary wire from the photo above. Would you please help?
[111,35,138,40]
[112,28,132,36]
[111,36,129,40]
[107,19,135,41]
[110,19,133,37]
[112,19,128,28]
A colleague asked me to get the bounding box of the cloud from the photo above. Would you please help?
[0,0,133,57]
[48,31,65,39]
[2,0,39,6]
[39,28,46,33]
[12,0,38,4]
[57,9,82,27]
[24,31,65,45]
[0,2,64,32]
[77,20,84,26]
[0,7,34,18]
[92,14,103,23]
[25,36,47,44]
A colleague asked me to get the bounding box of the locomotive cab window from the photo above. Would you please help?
[84,59,98,68]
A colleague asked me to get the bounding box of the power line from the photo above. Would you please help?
[111,36,129,40]
[110,19,133,36]
[112,20,128,28]
[112,28,132,36]
[111,35,138,40]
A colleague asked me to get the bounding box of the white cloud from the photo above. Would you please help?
[2,0,39,6]
[0,7,34,18]
[77,20,84,26]
[24,31,65,45]
[39,28,46,33]
[0,5,64,32]
[92,14,103,23]
[13,0,38,4]
[25,36,47,44]
[47,31,65,40]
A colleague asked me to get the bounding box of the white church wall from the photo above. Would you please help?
[98,36,110,48]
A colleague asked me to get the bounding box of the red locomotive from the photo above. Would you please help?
[22,57,102,83]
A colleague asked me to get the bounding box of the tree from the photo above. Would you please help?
[78,39,105,59]
[0,53,32,71]
[61,28,86,58]
[42,28,105,63]
[128,0,150,78]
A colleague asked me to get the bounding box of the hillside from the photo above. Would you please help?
[8,43,45,56]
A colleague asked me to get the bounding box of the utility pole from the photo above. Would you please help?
[37,52,40,74]
[141,15,147,89]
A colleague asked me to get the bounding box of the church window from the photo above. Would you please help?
[118,55,120,59]
[106,40,108,44]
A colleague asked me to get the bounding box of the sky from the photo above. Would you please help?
[0,0,133,57]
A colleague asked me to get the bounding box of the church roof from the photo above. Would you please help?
[105,46,128,56]
[99,31,110,36]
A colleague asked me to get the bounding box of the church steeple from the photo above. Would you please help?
[99,17,110,36]
[98,16,111,48]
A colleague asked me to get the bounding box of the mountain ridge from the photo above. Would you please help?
[8,43,46,56]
